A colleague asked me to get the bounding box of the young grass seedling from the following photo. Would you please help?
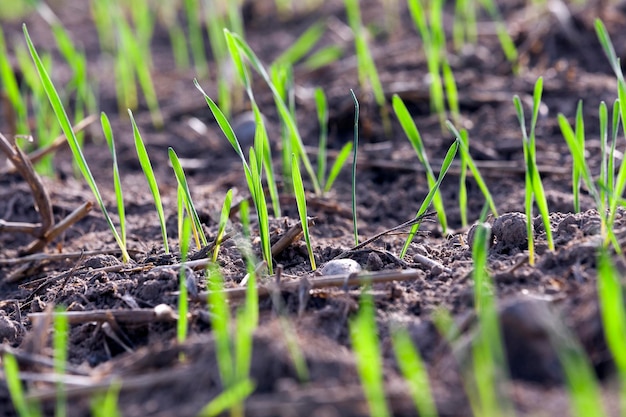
[393,94,448,233]
[470,222,514,416]
[178,217,192,352]
[24,25,130,262]
[572,100,585,213]
[213,189,233,262]
[350,290,391,417]
[391,328,439,417]
[197,379,255,417]
[400,139,459,258]
[53,307,69,417]
[0,27,28,135]
[194,81,274,273]
[129,110,169,253]
[446,121,499,217]
[89,381,121,417]
[169,147,208,249]
[3,352,42,417]
[344,0,390,135]
[291,153,316,270]
[458,129,469,227]
[597,248,626,408]
[351,89,360,245]
[272,20,325,68]
[513,77,554,265]
[101,113,126,252]
[184,0,208,78]
[224,29,321,195]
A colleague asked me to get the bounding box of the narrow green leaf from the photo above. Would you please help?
[292,153,316,270]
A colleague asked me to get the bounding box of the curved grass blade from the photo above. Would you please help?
[213,189,233,262]
[101,112,126,250]
[129,109,169,253]
[169,147,207,248]
[24,24,130,262]
[197,379,255,417]
[393,94,448,232]
[446,121,498,217]
[325,141,353,193]
[400,139,459,258]
[291,153,316,270]
[351,89,359,246]
[178,217,191,346]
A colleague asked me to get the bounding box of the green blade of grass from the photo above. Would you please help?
[197,379,255,417]
[207,264,234,387]
[447,121,499,217]
[101,112,126,249]
[391,329,439,417]
[393,94,448,232]
[3,353,42,417]
[350,291,391,417]
[291,153,316,270]
[324,141,353,193]
[213,189,233,262]
[273,21,325,66]
[23,24,129,262]
[400,139,459,258]
[53,308,69,417]
[178,216,192,346]
[315,87,329,189]
[351,89,360,245]
[129,109,169,253]
[169,147,208,248]
[225,30,321,194]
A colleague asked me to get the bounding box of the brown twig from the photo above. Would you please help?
[1,114,98,175]
[0,132,54,237]
[25,201,93,255]
[27,304,179,325]
[0,248,144,266]
[194,268,423,302]
[271,218,315,258]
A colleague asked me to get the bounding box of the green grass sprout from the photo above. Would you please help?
[197,379,255,417]
[89,380,122,417]
[513,77,554,265]
[391,328,439,417]
[178,217,192,348]
[469,222,513,416]
[272,21,325,67]
[350,290,391,417]
[597,248,626,408]
[194,81,274,272]
[572,100,585,213]
[446,122,499,217]
[0,27,28,135]
[344,0,390,135]
[303,45,344,70]
[400,139,459,258]
[213,189,233,262]
[169,147,208,249]
[458,129,469,227]
[53,307,69,417]
[129,109,169,253]
[393,94,448,233]
[351,89,360,245]
[101,112,126,253]
[315,87,329,189]
[3,352,42,417]
[224,29,322,195]
[291,153,316,270]
[326,142,354,194]
[23,24,130,262]
[184,0,208,78]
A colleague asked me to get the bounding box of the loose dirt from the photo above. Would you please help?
[2,0,626,416]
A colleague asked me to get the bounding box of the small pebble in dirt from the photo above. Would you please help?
[366,252,384,271]
[319,259,362,276]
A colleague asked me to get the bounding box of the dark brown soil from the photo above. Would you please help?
[2,0,626,416]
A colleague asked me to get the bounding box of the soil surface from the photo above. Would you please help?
[2,0,626,416]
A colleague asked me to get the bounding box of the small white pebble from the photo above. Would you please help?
[319,259,362,276]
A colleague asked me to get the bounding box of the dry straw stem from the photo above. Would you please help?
[0,132,53,236]
[193,269,424,302]
[28,304,178,325]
